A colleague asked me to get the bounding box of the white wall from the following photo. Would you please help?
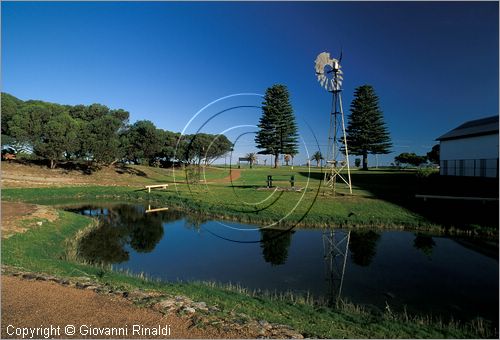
[439,133,498,177]
[440,134,499,160]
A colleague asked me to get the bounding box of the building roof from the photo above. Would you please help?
[436,115,499,141]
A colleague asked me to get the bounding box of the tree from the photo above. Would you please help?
[9,103,50,148]
[9,102,79,167]
[245,152,257,168]
[3,92,236,170]
[178,134,198,165]
[345,85,392,170]
[67,103,129,166]
[354,158,361,168]
[179,133,231,166]
[255,84,298,168]
[122,120,162,165]
[87,113,127,165]
[153,129,182,166]
[204,134,233,165]
[394,152,427,167]
[69,105,92,160]
[284,154,292,166]
[1,93,24,150]
[311,151,323,167]
[427,144,440,164]
[34,112,79,168]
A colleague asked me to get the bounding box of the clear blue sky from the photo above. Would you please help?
[2,1,498,166]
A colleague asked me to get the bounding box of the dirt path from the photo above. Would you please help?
[1,276,248,339]
[211,169,241,183]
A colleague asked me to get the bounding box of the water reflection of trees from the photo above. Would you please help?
[76,205,183,265]
[184,214,210,231]
[413,233,436,257]
[78,220,130,264]
[260,229,295,266]
[348,230,381,266]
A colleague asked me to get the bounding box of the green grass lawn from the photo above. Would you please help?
[3,166,497,234]
[124,164,234,184]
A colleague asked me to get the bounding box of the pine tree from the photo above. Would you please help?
[345,85,392,170]
[255,84,298,168]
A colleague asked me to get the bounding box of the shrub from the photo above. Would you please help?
[416,167,438,178]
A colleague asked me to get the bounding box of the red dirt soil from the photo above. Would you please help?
[1,276,250,339]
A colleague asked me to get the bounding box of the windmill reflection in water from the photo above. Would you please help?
[323,228,350,307]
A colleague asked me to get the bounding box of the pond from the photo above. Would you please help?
[65,203,498,324]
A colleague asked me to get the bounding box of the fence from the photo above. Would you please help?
[440,158,498,178]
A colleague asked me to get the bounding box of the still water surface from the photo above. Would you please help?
[65,204,498,323]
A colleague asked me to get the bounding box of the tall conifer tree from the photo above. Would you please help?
[255,84,298,168]
[345,85,392,170]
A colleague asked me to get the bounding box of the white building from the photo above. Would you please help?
[437,115,498,178]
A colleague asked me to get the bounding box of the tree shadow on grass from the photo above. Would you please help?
[115,164,147,177]
[229,185,261,189]
[299,170,499,231]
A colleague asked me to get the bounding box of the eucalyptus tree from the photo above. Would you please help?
[122,120,162,164]
[394,152,427,167]
[9,102,79,168]
[1,93,24,148]
[181,133,232,166]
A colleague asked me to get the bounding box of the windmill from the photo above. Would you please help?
[315,51,352,195]
[315,52,352,307]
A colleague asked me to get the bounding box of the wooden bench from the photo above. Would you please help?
[266,175,295,188]
[145,184,169,193]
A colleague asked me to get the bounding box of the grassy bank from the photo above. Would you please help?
[2,176,498,236]
[3,163,498,233]
[2,209,494,338]
[2,185,428,228]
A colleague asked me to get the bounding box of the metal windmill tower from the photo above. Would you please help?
[315,52,352,195]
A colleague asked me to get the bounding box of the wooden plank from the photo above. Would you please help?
[415,194,498,202]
